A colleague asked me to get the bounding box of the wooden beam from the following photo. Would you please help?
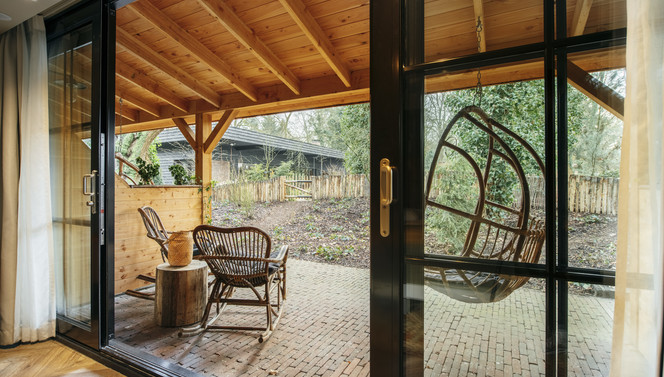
[127,0,258,102]
[472,0,486,52]
[116,86,161,117]
[117,68,370,131]
[115,59,188,112]
[278,0,351,87]
[570,0,594,37]
[116,28,222,108]
[567,61,624,120]
[173,118,197,149]
[197,0,301,95]
[204,109,238,154]
[115,98,139,123]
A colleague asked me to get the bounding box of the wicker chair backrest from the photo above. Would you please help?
[193,225,272,287]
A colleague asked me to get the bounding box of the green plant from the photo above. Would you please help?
[135,156,160,185]
[168,164,194,185]
[581,214,602,224]
[198,180,218,224]
[305,223,318,231]
[314,245,354,261]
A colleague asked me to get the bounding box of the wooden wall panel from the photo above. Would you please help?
[114,176,202,294]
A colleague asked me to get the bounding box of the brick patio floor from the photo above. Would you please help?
[115,260,613,377]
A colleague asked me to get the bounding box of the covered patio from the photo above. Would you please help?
[115,260,612,377]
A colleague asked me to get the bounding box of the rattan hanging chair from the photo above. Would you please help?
[424,106,546,303]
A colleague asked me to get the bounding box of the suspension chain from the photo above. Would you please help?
[473,16,484,106]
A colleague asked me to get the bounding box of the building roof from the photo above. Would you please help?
[158,126,344,160]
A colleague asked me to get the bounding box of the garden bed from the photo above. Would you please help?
[211,198,617,273]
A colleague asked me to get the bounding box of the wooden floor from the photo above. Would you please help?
[0,340,124,377]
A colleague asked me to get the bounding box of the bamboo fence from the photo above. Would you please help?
[526,175,619,215]
[212,173,617,215]
[212,174,369,203]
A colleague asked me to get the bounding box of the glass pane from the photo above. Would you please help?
[423,60,546,265]
[561,0,626,38]
[566,47,625,271]
[405,265,547,375]
[49,24,94,327]
[424,0,543,63]
[568,283,614,376]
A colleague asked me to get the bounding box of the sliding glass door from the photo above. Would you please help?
[47,0,114,349]
[370,0,625,376]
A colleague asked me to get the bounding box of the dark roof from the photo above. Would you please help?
[158,126,344,160]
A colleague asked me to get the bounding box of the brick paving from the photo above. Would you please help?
[115,260,613,376]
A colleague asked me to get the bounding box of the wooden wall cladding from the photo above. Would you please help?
[114,176,203,294]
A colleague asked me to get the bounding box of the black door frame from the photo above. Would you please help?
[370,1,625,376]
[46,0,115,350]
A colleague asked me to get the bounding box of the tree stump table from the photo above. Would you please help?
[154,260,208,327]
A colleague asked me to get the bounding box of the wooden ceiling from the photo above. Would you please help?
[115,0,626,133]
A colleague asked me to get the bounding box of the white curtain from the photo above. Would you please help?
[610,1,664,376]
[0,16,55,345]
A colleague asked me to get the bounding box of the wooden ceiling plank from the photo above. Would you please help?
[278,0,352,87]
[127,0,258,102]
[115,59,189,112]
[570,0,594,36]
[173,118,198,149]
[116,28,222,107]
[204,109,238,154]
[197,0,301,95]
[119,68,369,130]
[567,61,624,120]
[116,86,161,117]
[472,0,487,52]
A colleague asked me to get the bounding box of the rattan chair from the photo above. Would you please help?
[183,225,288,342]
[424,106,546,303]
[122,206,171,300]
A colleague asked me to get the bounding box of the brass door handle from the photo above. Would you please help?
[379,158,393,237]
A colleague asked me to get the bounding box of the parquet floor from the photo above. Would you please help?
[0,340,124,377]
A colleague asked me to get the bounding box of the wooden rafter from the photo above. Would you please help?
[197,0,301,95]
[173,118,197,149]
[570,0,594,36]
[472,0,486,52]
[115,98,139,123]
[116,84,161,117]
[117,68,369,131]
[204,109,238,154]
[127,0,258,102]
[115,59,188,112]
[567,61,624,120]
[116,28,223,107]
[278,0,352,87]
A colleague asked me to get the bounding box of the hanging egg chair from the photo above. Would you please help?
[424,106,546,303]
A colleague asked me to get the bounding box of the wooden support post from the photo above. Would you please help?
[195,113,212,223]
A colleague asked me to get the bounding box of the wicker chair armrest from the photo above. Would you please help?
[197,255,269,263]
[267,245,288,265]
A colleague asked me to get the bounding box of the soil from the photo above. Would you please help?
[211,198,618,273]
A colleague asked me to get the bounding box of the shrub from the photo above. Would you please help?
[168,164,194,185]
[135,157,160,185]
